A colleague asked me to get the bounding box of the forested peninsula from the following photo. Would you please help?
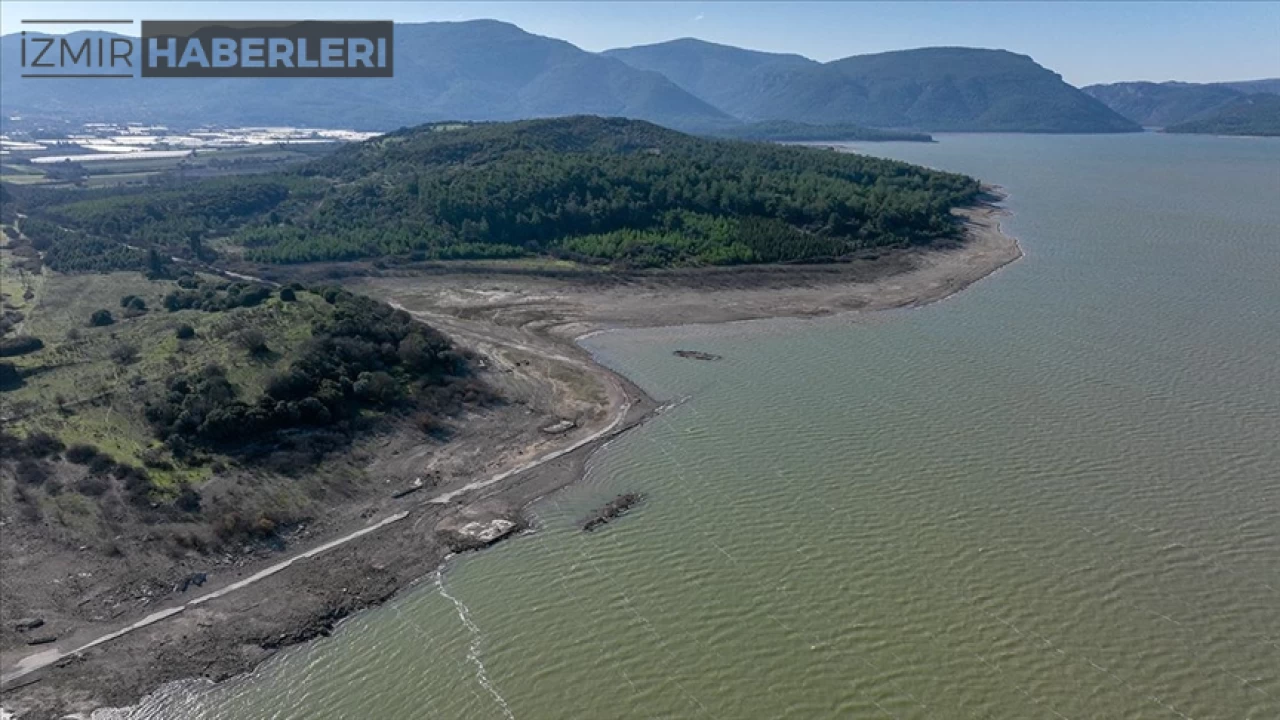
[14,117,982,270]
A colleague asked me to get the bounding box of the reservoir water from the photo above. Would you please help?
[112,134,1280,719]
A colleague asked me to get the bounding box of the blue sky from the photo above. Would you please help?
[5,1,1278,86]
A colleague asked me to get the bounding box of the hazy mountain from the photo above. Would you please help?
[821,48,1138,132]
[1082,79,1280,128]
[1217,79,1280,96]
[0,22,735,132]
[603,38,817,118]
[1164,93,1280,137]
[1083,81,1244,127]
[607,43,1139,133]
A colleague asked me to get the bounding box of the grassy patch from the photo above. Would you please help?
[4,271,329,481]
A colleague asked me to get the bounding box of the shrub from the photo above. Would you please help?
[175,324,196,340]
[279,287,297,302]
[88,453,117,476]
[16,459,49,486]
[110,343,140,366]
[89,309,115,327]
[0,336,44,357]
[235,328,269,356]
[23,431,64,458]
[65,443,102,464]
[75,474,111,497]
[174,485,202,513]
[0,362,20,390]
[116,465,153,507]
[120,295,137,308]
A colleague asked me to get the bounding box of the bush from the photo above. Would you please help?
[120,295,137,308]
[0,362,20,390]
[65,443,102,464]
[23,431,64,458]
[175,324,196,340]
[88,453,117,476]
[174,485,202,513]
[75,474,111,497]
[122,295,148,318]
[116,465,153,507]
[110,343,140,366]
[89,309,115,327]
[16,459,49,486]
[235,328,269,356]
[279,287,297,302]
[0,335,44,357]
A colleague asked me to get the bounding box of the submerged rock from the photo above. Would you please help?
[582,493,644,532]
[673,350,722,361]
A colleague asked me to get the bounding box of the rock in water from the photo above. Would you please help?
[674,350,722,361]
[582,493,644,532]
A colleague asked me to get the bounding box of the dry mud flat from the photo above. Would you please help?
[1,196,1018,718]
[348,195,1018,339]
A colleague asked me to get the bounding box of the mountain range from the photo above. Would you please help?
[1164,93,1280,137]
[607,40,1138,133]
[1083,79,1280,129]
[4,20,1271,136]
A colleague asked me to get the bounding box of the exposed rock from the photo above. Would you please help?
[177,572,208,593]
[13,617,45,631]
[673,350,722,361]
[541,419,577,434]
[392,477,426,498]
[582,493,644,532]
[435,500,524,552]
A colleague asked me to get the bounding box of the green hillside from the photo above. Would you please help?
[1083,82,1246,127]
[1164,93,1280,136]
[16,117,982,270]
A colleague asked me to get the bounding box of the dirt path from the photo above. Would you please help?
[1,513,410,688]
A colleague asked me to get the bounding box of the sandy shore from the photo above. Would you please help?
[0,192,1019,718]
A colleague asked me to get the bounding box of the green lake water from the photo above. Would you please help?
[108,133,1280,719]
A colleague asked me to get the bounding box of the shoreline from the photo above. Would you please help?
[0,192,1021,719]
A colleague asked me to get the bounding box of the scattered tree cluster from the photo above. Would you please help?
[144,288,478,453]
[161,273,273,313]
[0,431,170,509]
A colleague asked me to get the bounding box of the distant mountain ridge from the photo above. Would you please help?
[1083,79,1280,127]
[0,22,735,132]
[608,40,1139,133]
[1164,93,1280,137]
